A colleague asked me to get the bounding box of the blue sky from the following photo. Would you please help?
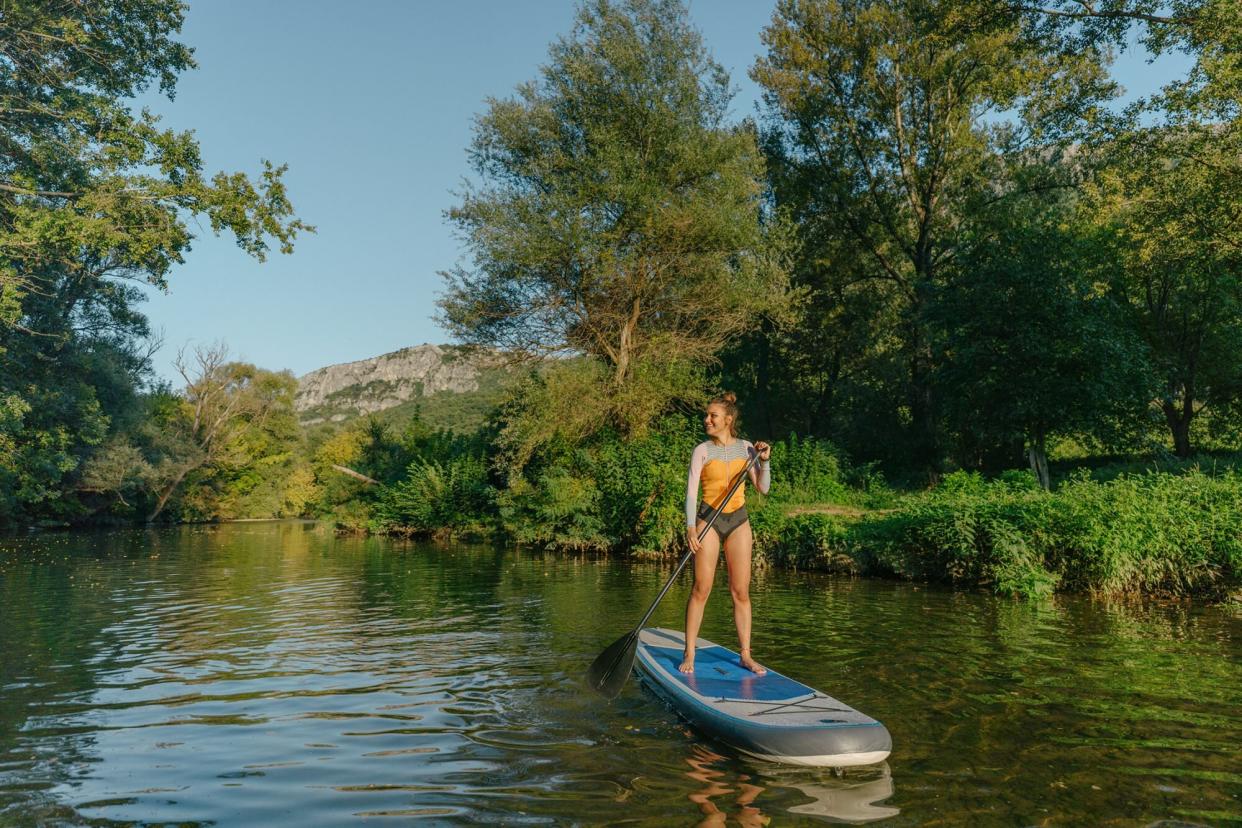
[138,1,1190,383]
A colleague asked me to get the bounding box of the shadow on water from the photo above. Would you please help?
[0,522,1238,825]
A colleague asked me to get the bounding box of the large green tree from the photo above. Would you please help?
[439,0,789,441]
[936,176,1152,485]
[1087,126,1242,456]
[0,1,309,523]
[752,0,1116,478]
[1014,0,1242,456]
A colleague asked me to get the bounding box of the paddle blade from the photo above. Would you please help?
[585,630,639,699]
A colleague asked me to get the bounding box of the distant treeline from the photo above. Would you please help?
[3,0,1242,574]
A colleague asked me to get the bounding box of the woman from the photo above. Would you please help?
[680,391,771,676]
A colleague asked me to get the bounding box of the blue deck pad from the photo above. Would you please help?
[647,645,813,702]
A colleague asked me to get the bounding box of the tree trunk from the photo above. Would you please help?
[332,464,380,486]
[147,465,192,522]
[909,280,940,484]
[909,338,939,484]
[757,324,774,437]
[1027,431,1050,490]
[614,297,642,385]
[1162,397,1194,458]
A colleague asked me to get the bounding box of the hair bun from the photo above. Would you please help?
[721,391,737,404]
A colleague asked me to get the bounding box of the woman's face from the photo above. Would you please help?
[704,403,732,439]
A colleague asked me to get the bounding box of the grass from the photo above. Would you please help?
[752,468,1242,600]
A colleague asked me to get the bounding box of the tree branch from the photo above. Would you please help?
[1009,3,1193,26]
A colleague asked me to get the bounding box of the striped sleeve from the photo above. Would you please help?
[685,443,707,528]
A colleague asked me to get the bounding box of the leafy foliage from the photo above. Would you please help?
[758,469,1241,599]
[440,0,790,437]
[0,0,308,526]
[752,0,1116,476]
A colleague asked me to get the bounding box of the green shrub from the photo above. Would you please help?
[352,408,1240,601]
[498,468,607,549]
[375,455,495,536]
[593,416,701,554]
[1047,470,1242,596]
[848,478,1061,597]
[838,469,1242,599]
[756,512,855,572]
[769,434,849,503]
[330,500,372,534]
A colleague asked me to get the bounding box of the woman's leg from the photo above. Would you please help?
[724,521,766,675]
[681,520,720,673]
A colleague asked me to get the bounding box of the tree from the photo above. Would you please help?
[0,0,309,524]
[146,344,296,521]
[0,1,309,315]
[936,178,1152,486]
[439,0,789,438]
[1087,126,1242,456]
[1009,0,1239,120]
[1009,0,1242,455]
[752,0,1116,478]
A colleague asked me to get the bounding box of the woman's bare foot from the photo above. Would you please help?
[739,649,767,676]
[679,651,695,673]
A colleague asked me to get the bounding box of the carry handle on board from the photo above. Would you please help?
[585,449,761,699]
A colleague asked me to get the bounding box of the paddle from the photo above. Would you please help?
[585,449,761,699]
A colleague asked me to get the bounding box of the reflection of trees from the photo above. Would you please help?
[762,573,1240,823]
[2,526,1238,824]
[0,523,367,808]
[0,530,165,810]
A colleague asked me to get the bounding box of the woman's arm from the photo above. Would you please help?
[747,441,771,495]
[685,443,707,528]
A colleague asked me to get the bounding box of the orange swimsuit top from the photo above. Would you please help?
[684,439,770,527]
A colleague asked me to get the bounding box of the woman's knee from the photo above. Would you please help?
[690,581,713,603]
[729,583,750,604]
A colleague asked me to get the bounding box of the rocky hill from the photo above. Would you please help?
[296,344,509,426]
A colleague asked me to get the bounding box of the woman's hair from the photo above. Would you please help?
[709,391,740,437]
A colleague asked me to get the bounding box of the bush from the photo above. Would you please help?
[756,512,856,572]
[833,469,1242,599]
[847,479,1060,598]
[374,455,495,536]
[498,467,607,549]
[1048,470,1242,596]
[350,408,1240,602]
[769,434,850,504]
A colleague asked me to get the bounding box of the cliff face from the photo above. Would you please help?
[295,344,487,423]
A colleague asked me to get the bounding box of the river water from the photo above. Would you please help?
[0,522,1238,826]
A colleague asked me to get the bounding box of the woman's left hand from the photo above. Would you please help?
[754,441,771,461]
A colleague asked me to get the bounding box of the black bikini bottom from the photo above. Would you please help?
[697,504,750,542]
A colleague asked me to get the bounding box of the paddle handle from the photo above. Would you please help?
[631,451,760,633]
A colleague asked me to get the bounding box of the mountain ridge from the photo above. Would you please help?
[295,343,506,426]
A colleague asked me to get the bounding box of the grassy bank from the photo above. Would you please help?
[753,470,1242,600]
[343,420,1241,601]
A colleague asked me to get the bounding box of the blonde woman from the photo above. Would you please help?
[680,391,771,675]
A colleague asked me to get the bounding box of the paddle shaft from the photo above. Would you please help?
[628,450,760,634]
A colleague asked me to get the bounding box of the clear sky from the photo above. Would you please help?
[138,0,1190,383]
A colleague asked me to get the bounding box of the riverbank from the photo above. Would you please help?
[357,459,1242,601]
[751,470,1242,600]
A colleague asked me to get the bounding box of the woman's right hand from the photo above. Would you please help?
[687,528,702,555]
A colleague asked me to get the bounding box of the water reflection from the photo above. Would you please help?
[686,744,768,827]
[779,769,899,823]
[683,743,899,825]
[0,524,1238,825]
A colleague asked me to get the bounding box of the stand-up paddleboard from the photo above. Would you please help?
[634,627,891,767]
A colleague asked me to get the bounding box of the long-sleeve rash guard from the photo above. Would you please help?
[684,439,770,528]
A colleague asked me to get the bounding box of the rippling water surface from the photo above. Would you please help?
[0,522,1238,825]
